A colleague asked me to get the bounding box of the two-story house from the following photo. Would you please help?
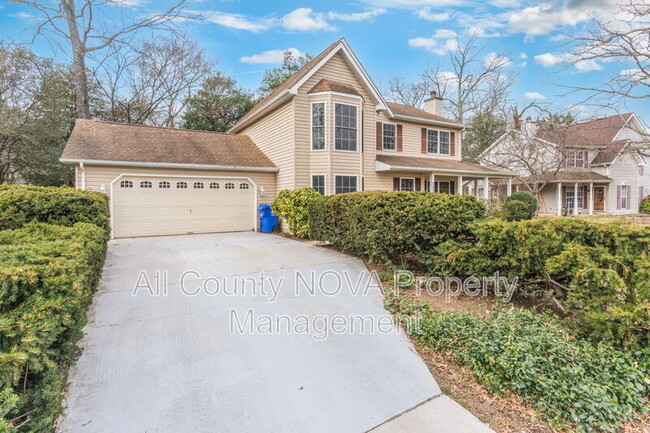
[480,114,649,215]
[60,38,513,239]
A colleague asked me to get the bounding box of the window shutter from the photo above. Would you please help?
[450,181,455,195]
[562,186,567,208]
[617,185,622,209]
[397,125,403,152]
[450,132,456,156]
[376,122,382,151]
[627,187,632,209]
[393,177,400,191]
[639,186,645,207]
[421,128,427,153]
[583,150,589,168]
[415,178,421,191]
[583,185,588,209]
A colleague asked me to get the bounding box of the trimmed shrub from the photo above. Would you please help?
[0,185,109,232]
[271,188,322,238]
[440,218,650,350]
[386,295,649,432]
[506,190,537,213]
[0,223,108,432]
[502,199,533,221]
[640,196,650,214]
[309,191,485,266]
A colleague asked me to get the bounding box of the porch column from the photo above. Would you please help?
[507,178,512,197]
[458,175,463,195]
[484,177,490,199]
[557,182,562,216]
[573,182,579,216]
[589,182,594,215]
[429,173,435,192]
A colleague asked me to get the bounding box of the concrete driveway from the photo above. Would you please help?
[58,232,491,433]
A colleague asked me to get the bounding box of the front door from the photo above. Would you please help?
[594,186,605,211]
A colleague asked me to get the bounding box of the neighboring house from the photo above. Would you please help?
[480,113,649,215]
[60,38,513,239]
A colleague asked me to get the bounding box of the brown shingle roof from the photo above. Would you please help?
[308,79,361,96]
[535,113,633,147]
[376,154,513,175]
[61,119,276,169]
[520,170,613,183]
[386,102,462,127]
[590,139,629,165]
[231,39,344,132]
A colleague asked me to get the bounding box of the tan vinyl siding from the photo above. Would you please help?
[294,52,379,193]
[240,101,294,191]
[78,164,278,204]
[376,112,460,160]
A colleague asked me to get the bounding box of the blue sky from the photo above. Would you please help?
[1,0,646,122]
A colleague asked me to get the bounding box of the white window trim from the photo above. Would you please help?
[426,128,451,156]
[435,180,452,194]
[621,185,630,209]
[382,122,398,152]
[310,173,327,196]
[566,150,584,168]
[333,174,360,194]
[333,102,360,153]
[310,101,327,152]
[399,177,415,191]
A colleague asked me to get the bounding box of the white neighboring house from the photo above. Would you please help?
[479,113,649,215]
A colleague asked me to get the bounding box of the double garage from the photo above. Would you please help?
[60,119,278,239]
[112,175,257,238]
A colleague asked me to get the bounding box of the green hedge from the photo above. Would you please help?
[271,188,322,238]
[386,295,649,432]
[0,185,110,432]
[0,185,110,233]
[309,191,485,266]
[441,218,650,350]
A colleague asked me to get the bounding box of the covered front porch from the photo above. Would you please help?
[375,154,515,198]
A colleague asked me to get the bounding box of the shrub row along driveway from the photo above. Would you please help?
[58,232,491,432]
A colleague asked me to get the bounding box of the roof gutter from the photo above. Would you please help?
[229,89,294,133]
[59,158,279,173]
[391,114,464,129]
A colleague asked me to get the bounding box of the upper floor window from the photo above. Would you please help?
[311,102,325,150]
[383,123,396,151]
[426,129,450,155]
[566,150,585,168]
[334,103,357,151]
[334,175,358,194]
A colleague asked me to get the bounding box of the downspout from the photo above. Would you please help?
[79,162,86,190]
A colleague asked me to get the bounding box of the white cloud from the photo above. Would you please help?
[534,52,565,67]
[328,8,386,21]
[523,91,546,99]
[469,26,501,38]
[282,8,334,31]
[109,0,146,7]
[360,0,462,8]
[8,12,39,21]
[199,10,274,32]
[432,28,456,38]
[239,48,305,64]
[417,8,449,22]
[519,53,528,59]
[408,37,438,50]
[574,59,603,72]
[568,104,588,112]
[507,0,619,35]
[484,51,511,68]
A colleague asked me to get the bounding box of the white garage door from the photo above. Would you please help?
[112,176,256,238]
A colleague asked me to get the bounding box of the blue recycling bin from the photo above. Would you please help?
[258,204,278,233]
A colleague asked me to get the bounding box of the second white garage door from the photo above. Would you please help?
[112,176,256,238]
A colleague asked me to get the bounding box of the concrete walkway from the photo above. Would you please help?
[58,232,493,432]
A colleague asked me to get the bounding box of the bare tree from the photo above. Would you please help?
[387,76,429,107]
[480,106,575,212]
[568,1,650,148]
[10,0,187,119]
[93,35,213,126]
[422,30,512,123]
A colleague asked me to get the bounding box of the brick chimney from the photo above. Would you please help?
[423,91,443,116]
